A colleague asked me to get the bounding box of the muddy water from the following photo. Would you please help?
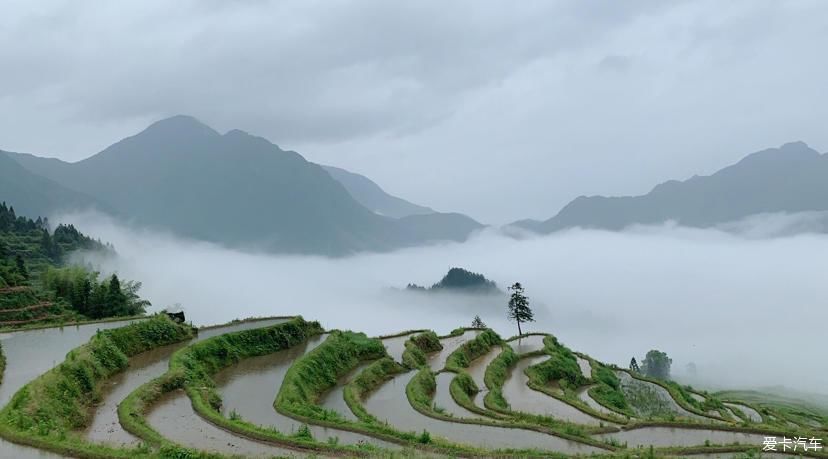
[509,334,546,354]
[363,371,603,454]
[724,403,763,422]
[147,390,306,458]
[427,330,479,371]
[594,426,769,448]
[433,372,480,419]
[576,384,625,417]
[576,356,592,379]
[465,346,502,409]
[214,334,398,449]
[82,318,290,446]
[318,360,375,422]
[382,332,415,364]
[502,355,608,426]
[0,319,139,459]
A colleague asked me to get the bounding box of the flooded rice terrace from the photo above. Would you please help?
[0,319,141,458]
[0,318,816,458]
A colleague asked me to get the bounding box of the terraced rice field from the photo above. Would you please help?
[0,318,822,458]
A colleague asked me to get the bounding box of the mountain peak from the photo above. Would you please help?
[141,115,219,139]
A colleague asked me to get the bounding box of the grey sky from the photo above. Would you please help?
[2,0,827,223]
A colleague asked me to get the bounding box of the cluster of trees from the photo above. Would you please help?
[41,267,150,318]
[0,202,47,233]
[0,243,29,287]
[408,267,500,293]
[631,350,673,380]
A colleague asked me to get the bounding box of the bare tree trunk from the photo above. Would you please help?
[517,319,522,336]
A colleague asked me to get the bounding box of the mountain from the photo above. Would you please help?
[7,115,482,255]
[322,165,433,218]
[513,141,828,233]
[0,151,106,218]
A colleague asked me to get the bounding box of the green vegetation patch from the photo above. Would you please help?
[444,328,500,372]
[525,335,587,391]
[276,330,385,422]
[401,330,441,369]
[590,363,634,417]
[483,343,519,412]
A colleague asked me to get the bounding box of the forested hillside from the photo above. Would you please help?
[0,202,148,327]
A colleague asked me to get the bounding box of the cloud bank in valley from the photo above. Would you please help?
[62,211,826,396]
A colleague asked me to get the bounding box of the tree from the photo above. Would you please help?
[641,350,672,380]
[630,357,641,373]
[15,255,28,281]
[471,315,486,328]
[506,282,534,335]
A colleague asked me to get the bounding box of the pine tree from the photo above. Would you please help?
[471,315,486,329]
[630,357,641,373]
[506,282,534,335]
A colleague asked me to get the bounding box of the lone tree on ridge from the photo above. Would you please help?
[506,282,534,335]
[471,315,486,329]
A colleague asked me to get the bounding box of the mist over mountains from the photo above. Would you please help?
[5,115,828,256]
[514,141,828,234]
[4,115,482,255]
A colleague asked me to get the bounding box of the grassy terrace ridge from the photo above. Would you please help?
[405,366,602,457]
[0,314,194,459]
[120,316,360,457]
[400,330,442,369]
[444,328,500,373]
[518,336,629,427]
[275,327,509,457]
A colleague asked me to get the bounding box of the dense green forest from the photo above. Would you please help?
[0,201,148,327]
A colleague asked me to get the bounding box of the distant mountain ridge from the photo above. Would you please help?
[513,141,828,233]
[0,151,108,218]
[5,115,482,255]
[322,165,433,218]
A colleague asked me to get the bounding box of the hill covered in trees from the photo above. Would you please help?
[407,267,501,294]
[0,202,149,327]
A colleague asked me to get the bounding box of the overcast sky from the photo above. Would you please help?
[2,1,827,224]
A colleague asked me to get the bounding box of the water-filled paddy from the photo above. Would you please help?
[82,318,291,446]
[427,330,479,371]
[147,390,306,458]
[594,426,769,448]
[509,334,546,354]
[501,355,608,425]
[213,333,398,448]
[0,319,140,458]
[381,332,416,364]
[363,370,603,454]
[317,359,376,422]
[433,372,480,419]
[464,345,502,409]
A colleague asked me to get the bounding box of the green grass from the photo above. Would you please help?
[400,331,441,369]
[444,328,500,372]
[483,343,519,412]
[276,330,385,423]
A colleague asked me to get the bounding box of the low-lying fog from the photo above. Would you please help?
[60,211,825,397]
